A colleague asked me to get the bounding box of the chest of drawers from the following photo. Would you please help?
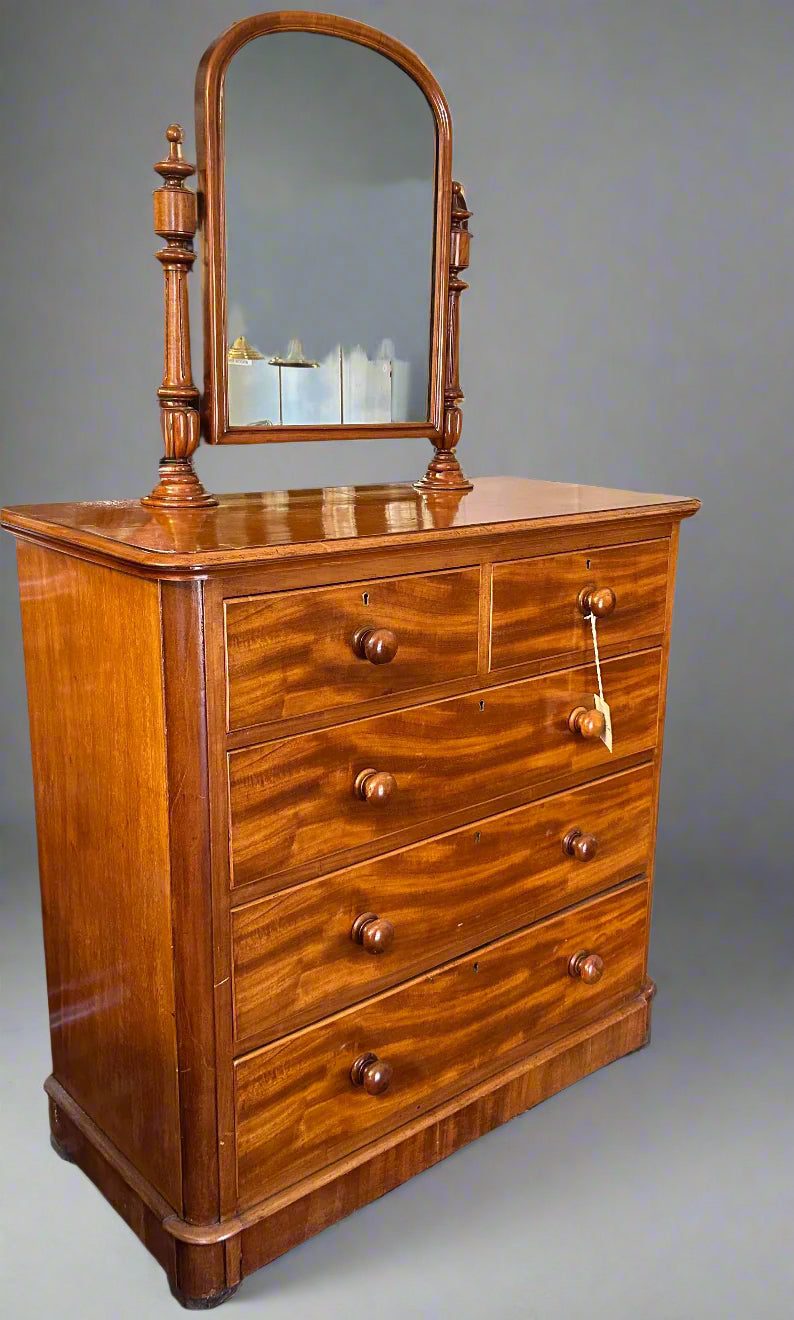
[3,476,698,1307]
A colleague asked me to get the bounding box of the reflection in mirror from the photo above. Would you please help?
[224,32,436,428]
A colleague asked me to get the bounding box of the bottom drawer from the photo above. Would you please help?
[235,878,648,1208]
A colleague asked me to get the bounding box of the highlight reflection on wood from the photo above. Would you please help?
[2,477,700,571]
[17,543,182,1209]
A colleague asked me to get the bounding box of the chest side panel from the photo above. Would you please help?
[17,542,182,1212]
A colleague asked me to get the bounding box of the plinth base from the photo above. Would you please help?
[44,986,653,1308]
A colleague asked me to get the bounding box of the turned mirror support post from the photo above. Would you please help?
[142,126,217,510]
[416,182,473,492]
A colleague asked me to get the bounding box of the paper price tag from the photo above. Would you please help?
[594,693,613,753]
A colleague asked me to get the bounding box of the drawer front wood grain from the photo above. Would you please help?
[228,648,662,889]
[225,566,480,730]
[490,538,670,671]
[232,764,654,1046]
[235,879,649,1207]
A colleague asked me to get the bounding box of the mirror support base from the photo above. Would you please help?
[414,447,473,492]
[142,458,218,510]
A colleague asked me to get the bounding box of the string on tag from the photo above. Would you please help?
[585,611,613,752]
[588,612,605,703]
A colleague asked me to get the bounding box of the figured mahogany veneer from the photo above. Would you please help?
[490,537,669,672]
[234,879,649,1206]
[231,764,654,1045]
[225,566,479,729]
[2,476,698,1307]
[227,648,662,888]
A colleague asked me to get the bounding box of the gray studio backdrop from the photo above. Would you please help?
[3,0,790,877]
[1,3,792,1319]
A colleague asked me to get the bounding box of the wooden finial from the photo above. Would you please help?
[416,181,474,492]
[155,124,198,185]
[142,124,217,509]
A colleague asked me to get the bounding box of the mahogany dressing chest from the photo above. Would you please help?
[3,12,699,1309]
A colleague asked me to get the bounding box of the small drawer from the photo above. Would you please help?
[490,538,670,672]
[232,763,654,1046]
[228,648,662,889]
[234,879,649,1207]
[224,566,480,730]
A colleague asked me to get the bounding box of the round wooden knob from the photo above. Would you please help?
[350,1052,393,1095]
[354,768,397,804]
[562,829,598,862]
[568,950,605,984]
[352,626,398,665]
[568,706,607,740]
[351,912,395,954]
[579,586,617,618]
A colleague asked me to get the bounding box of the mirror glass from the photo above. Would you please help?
[224,32,436,428]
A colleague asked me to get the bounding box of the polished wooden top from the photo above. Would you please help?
[2,477,699,573]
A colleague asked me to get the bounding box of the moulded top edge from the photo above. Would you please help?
[1,476,700,573]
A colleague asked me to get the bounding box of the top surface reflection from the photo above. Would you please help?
[3,479,699,566]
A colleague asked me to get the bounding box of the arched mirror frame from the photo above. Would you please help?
[196,12,453,449]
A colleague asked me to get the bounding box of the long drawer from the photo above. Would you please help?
[232,763,654,1046]
[224,565,480,730]
[234,879,649,1207]
[228,648,662,888]
[490,538,670,672]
